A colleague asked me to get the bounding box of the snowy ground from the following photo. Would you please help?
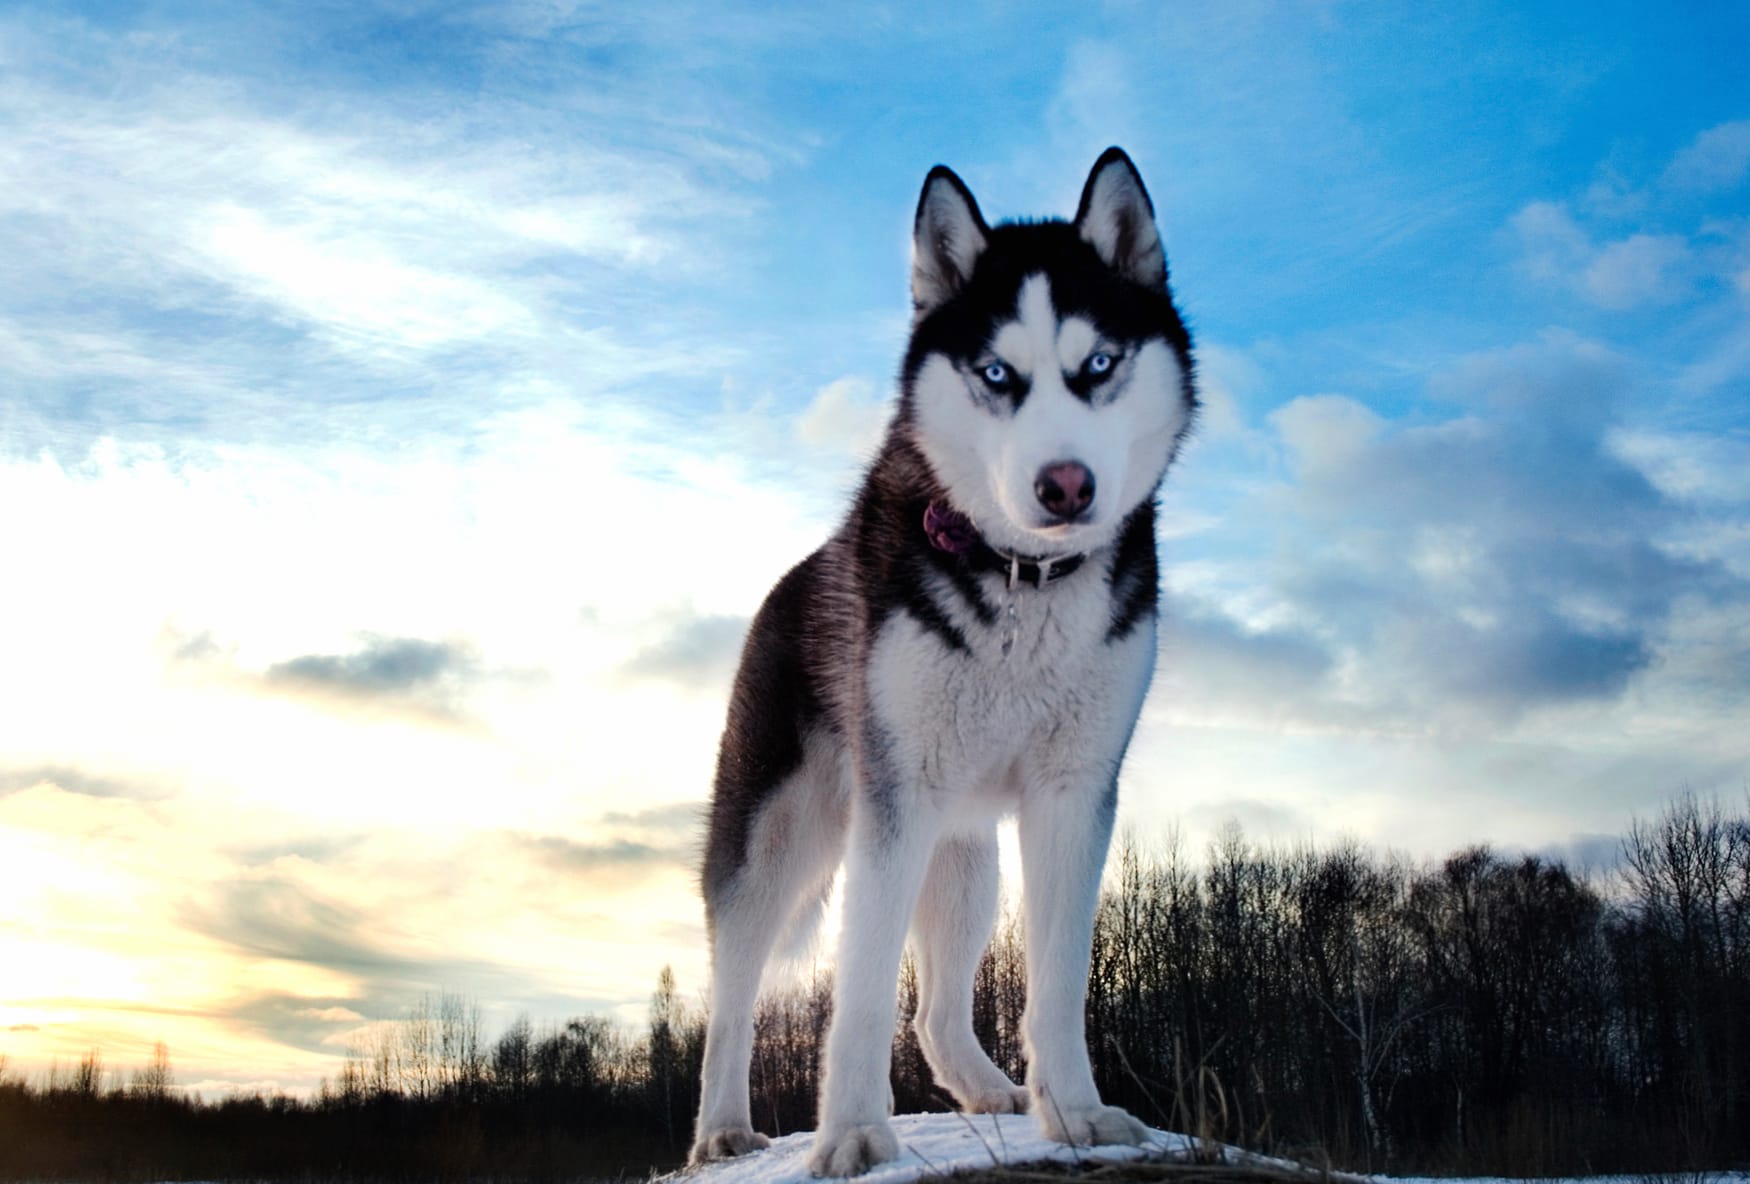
[677,1112,1210,1184]
[676,1113,1750,1184]
[1386,1178,1750,1184]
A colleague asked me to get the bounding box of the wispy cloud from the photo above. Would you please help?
[260,636,482,723]
[0,765,169,802]
[621,614,749,690]
[1662,119,1750,194]
[795,376,891,460]
[0,9,779,455]
[265,637,473,695]
[513,834,690,885]
[183,876,401,976]
[1511,203,1695,310]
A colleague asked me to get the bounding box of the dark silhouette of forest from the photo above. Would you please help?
[2,792,1746,1181]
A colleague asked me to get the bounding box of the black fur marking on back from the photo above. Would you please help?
[701,552,829,909]
[1105,501,1160,642]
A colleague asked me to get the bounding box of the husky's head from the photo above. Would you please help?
[900,148,1195,559]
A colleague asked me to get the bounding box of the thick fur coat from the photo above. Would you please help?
[690,148,1196,1176]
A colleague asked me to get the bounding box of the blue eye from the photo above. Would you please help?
[981,361,1012,387]
[1086,351,1114,377]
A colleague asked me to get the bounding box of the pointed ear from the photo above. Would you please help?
[911,165,989,316]
[1074,146,1165,287]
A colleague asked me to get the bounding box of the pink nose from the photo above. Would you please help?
[1034,460,1095,520]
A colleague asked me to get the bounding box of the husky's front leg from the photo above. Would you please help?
[809,787,939,1176]
[1017,777,1149,1147]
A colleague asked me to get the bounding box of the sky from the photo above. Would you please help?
[1,0,1747,1097]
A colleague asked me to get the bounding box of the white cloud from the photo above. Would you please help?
[1510,202,1693,309]
[1581,232,1692,309]
[0,399,826,829]
[795,375,890,458]
[1177,331,1750,748]
[1268,393,1383,479]
[198,203,536,352]
[1045,39,1142,191]
[298,1006,366,1022]
[1510,122,1750,314]
[1188,342,1269,446]
[1512,201,1592,285]
[1609,429,1750,508]
[1662,119,1750,193]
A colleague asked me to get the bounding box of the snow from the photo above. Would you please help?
[675,1114,1750,1184]
[1383,1178,1750,1184]
[676,1112,1200,1184]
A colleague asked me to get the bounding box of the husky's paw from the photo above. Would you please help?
[808,1121,900,1177]
[962,1084,1031,1114]
[688,1125,770,1165]
[1036,1101,1149,1147]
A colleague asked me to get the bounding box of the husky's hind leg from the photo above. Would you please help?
[912,832,1030,1114]
[690,893,778,1164]
[691,767,844,1165]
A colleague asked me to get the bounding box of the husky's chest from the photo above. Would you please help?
[864,560,1143,799]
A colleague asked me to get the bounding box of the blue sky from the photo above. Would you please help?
[1,2,1748,1094]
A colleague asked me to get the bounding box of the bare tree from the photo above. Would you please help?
[70,1049,104,1099]
[1620,792,1750,1143]
[492,1014,534,1103]
[437,992,485,1098]
[129,1041,174,1101]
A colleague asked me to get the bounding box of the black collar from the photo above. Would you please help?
[923,500,1086,589]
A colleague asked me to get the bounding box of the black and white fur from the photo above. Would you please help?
[690,149,1196,1175]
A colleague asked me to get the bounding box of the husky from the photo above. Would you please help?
[689,148,1196,1176]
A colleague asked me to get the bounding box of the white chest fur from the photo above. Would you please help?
[865,558,1156,824]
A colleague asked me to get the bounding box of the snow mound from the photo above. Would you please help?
[677,1112,1198,1184]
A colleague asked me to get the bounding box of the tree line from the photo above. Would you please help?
[746,792,1750,1175]
[1075,793,1749,1174]
[0,973,706,1182]
[1,792,1745,1180]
